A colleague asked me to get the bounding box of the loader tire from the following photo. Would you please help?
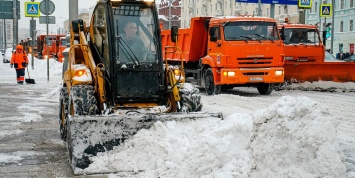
[59,87,69,141]
[179,83,203,112]
[67,85,98,169]
[257,83,273,95]
[69,85,98,116]
[204,68,221,95]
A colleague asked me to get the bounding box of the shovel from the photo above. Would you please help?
[25,67,36,84]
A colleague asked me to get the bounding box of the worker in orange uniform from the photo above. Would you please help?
[10,45,29,84]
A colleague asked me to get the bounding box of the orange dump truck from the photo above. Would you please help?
[56,36,68,63]
[161,16,285,95]
[279,22,355,83]
[38,34,66,60]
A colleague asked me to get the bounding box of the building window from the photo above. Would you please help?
[266,8,269,17]
[278,6,281,15]
[350,20,354,31]
[351,0,355,8]
[340,21,344,32]
[315,2,317,13]
[340,0,345,9]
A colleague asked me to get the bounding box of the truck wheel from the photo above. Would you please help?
[59,87,69,141]
[69,85,98,116]
[204,68,217,95]
[179,83,203,112]
[257,83,273,95]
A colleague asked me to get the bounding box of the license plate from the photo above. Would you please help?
[249,77,263,81]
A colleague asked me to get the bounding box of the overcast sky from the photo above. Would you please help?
[18,0,97,31]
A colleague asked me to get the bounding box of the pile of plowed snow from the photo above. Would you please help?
[76,96,346,177]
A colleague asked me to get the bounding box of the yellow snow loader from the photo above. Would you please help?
[59,0,222,173]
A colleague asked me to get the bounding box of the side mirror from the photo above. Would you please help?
[209,27,217,42]
[280,26,286,41]
[171,26,178,43]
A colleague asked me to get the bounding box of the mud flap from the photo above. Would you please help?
[67,112,223,172]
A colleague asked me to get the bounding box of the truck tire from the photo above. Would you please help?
[179,83,203,112]
[204,68,221,95]
[59,87,69,141]
[257,83,273,95]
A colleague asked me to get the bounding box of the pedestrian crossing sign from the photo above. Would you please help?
[298,0,312,8]
[25,1,40,17]
[320,4,332,17]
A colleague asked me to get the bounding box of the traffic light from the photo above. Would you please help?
[325,23,331,39]
[325,27,331,38]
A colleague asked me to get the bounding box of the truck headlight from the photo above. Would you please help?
[275,70,283,76]
[223,71,235,77]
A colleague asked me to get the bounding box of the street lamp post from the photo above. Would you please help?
[31,30,37,69]
[168,0,173,29]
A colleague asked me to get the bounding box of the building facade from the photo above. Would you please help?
[0,19,14,49]
[158,0,181,30]
[179,1,299,28]
[306,0,355,55]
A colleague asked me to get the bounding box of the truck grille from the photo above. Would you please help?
[237,58,273,65]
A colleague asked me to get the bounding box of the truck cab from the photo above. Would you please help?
[279,22,324,63]
[162,16,285,95]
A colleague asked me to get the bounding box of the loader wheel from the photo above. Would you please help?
[257,83,273,95]
[59,87,69,141]
[69,85,98,116]
[67,85,98,169]
[179,83,203,112]
[204,68,221,95]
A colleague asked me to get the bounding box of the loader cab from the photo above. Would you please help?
[91,1,165,105]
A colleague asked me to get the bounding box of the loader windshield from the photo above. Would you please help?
[113,4,158,65]
[224,21,279,41]
[283,28,320,44]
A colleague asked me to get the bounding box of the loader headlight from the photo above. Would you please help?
[275,70,283,76]
[174,68,181,76]
[44,55,48,59]
[223,71,235,77]
[75,70,86,77]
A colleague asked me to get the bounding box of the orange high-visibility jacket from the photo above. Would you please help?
[11,51,28,69]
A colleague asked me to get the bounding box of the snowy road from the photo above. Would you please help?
[0,59,354,177]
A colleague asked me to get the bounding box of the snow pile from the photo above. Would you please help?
[80,114,253,177]
[285,81,355,92]
[77,96,346,177]
[250,96,346,177]
[28,56,63,77]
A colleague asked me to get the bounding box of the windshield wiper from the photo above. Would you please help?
[238,35,252,43]
[116,36,140,67]
[253,33,274,43]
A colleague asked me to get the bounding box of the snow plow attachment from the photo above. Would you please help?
[66,112,223,172]
[284,62,355,83]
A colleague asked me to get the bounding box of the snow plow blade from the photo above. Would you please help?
[66,112,222,172]
[284,62,355,83]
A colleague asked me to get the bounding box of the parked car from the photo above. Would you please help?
[3,48,13,63]
[344,55,355,62]
[0,51,3,62]
[325,51,344,62]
